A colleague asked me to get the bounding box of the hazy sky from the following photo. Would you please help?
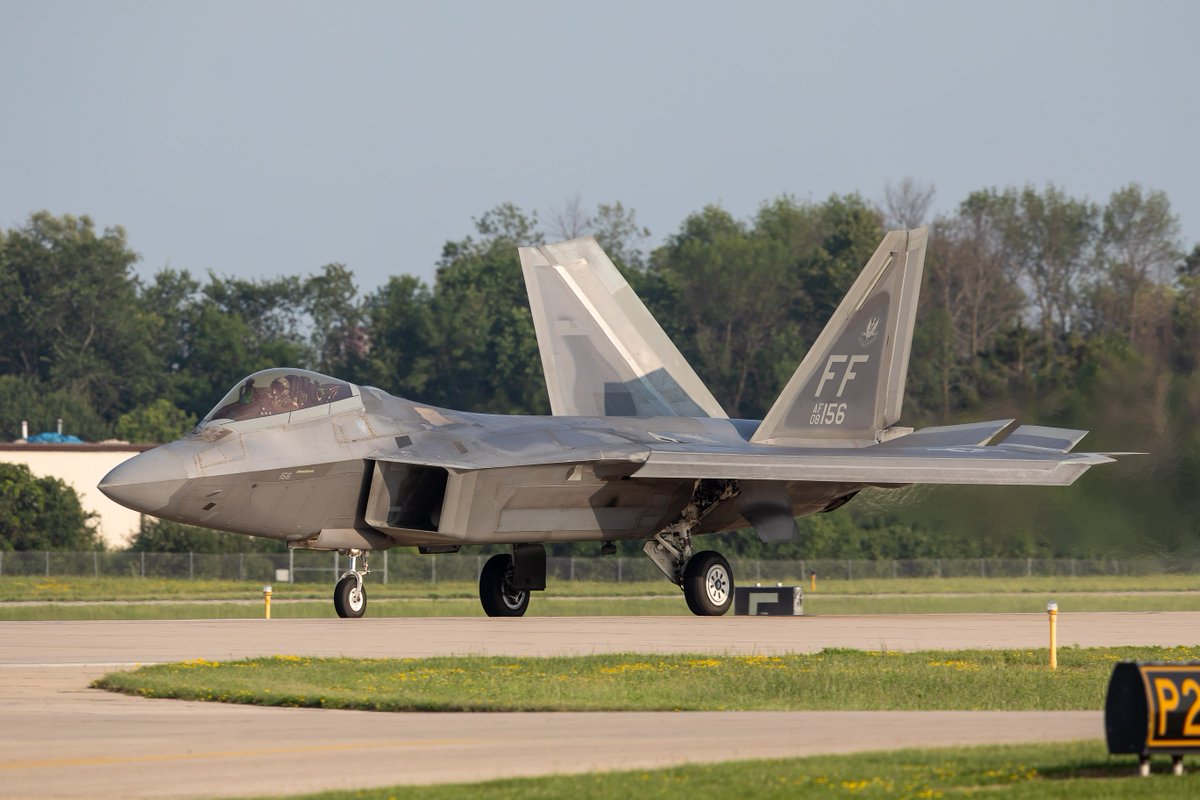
[2,0,1196,290]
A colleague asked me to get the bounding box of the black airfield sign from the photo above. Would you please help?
[1106,662,1200,758]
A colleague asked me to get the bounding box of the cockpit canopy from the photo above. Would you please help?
[203,369,357,424]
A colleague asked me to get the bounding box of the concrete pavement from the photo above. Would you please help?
[5,612,1191,798]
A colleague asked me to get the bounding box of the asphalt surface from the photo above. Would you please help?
[5,612,1196,799]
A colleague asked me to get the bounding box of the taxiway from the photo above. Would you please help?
[5,612,1195,799]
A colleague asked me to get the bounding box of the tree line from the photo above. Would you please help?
[1,181,1197,559]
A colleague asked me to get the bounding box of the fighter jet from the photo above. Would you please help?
[99,227,1121,617]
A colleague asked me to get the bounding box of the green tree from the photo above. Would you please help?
[421,204,549,413]
[649,205,797,417]
[304,263,363,375]
[142,270,310,420]
[0,212,159,420]
[592,201,652,270]
[1003,185,1099,355]
[1090,184,1183,344]
[908,192,1025,419]
[0,463,99,550]
[129,518,284,553]
[0,375,112,441]
[646,195,884,418]
[353,274,433,396]
[202,273,309,343]
[115,399,196,443]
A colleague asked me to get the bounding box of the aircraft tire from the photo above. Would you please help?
[479,554,529,617]
[682,551,733,616]
[333,575,366,618]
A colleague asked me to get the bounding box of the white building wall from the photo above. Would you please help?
[0,445,154,548]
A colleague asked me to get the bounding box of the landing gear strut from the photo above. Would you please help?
[334,549,368,618]
[642,480,738,616]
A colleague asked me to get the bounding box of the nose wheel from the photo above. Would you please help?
[334,550,368,618]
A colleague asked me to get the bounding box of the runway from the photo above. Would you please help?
[4,612,1196,799]
[6,611,1200,663]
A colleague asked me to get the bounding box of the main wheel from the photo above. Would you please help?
[683,551,733,616]
[333,574,366,618]
[479,554,529,617]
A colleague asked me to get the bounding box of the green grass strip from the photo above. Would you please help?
[6,574,1200,620]
[244,741,1199,800]
[94,646,1200,712]
[7,573,1200,602]
[8,593,1200,620]
[0,597,688,620]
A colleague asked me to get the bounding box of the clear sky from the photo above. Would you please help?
[1,0,1196,290]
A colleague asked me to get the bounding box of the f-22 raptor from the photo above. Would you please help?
[100,228,1121,617]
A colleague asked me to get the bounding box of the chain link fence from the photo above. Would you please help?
[1,550,1199,584]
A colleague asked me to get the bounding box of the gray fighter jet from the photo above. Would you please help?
[99,227,1121,617]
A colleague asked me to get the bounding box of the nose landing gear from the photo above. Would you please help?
[334,549,369,618]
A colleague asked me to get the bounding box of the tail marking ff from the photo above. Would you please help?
[752,227,928,446]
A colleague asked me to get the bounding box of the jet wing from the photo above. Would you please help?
[632,423,1116,486]
[633,446,1112,486]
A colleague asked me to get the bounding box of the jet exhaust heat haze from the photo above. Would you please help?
[100,229,1123,617]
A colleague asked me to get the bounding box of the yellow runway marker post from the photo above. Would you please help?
[1047,601,1058,670]
[263,585,272,620]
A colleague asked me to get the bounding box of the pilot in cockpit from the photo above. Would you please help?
[268,377,301,413]
[205,369,353,425]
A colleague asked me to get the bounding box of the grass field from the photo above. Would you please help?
[8,593,1200,620]
[3,574,1200,619]
[4,573,1200,602]
[0,596,689,620]
[242,741,1199,800]
[93,645,1200,712]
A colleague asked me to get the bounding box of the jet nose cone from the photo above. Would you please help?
[98,446,189,514]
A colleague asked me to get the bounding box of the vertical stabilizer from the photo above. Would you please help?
[519,237,727,418]
[751,227,928,446]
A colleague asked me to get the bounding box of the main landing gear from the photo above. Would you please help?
[644,532,734,616]
[479,554,529,616]
[642,480,738,616]
[334,549,368,618]
[479,543,546,617]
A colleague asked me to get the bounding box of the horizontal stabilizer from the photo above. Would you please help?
[874,419,1015,449]
[520,237,727,419]
[998,425,1088,453]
